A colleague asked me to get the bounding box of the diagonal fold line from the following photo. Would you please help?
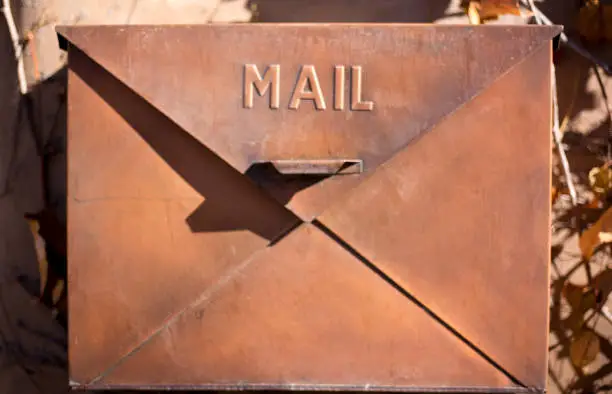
[69,46,306,383]
[307,40,556,225]
[67,44,276,207]
[312,220,527,389]
[307,43,554,389]
[86,222,301,385]
[70,43,302,241]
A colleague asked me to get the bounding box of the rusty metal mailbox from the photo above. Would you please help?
[58,24,560,392]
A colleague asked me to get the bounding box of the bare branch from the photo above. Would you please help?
[525,0,543,24]
[521,0,611,74]
[552,66,579,206]
[2,0,28,94]
[524,0,578,205]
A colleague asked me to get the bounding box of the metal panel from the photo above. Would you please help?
[94,224,516,391]
[60,24,560,392]
[67,47,299,382]
[318,44,553,388]
[60,24,558,221]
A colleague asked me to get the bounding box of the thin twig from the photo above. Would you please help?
[543,21,578,205]
[525,0,578,206]
[2,0,28,94]
[521,0,612,74]
[526,0,543,24]
[552,69,579,206]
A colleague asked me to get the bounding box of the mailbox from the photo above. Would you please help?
[58,24,560,392]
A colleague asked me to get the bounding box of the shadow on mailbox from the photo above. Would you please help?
[71,46,302,242]
[245,162,329,206]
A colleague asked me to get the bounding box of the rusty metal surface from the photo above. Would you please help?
[59,24,560,392]
[318,43,553,388]
[66,46,300,383]
[59,24,558,221]
[94,224,515,390]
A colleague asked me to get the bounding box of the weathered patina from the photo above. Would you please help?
[58,24,560,392]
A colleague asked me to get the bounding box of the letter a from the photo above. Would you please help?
[289,65,326,110]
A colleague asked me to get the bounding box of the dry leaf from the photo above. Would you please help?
[588,164,612,196]
[27,220,48,296]
[570,329,600,368]
[468,1,481,24]
[579,206,612,259]
[552,186,559,204]
[465,1,520,24]
[478,0,521,17]
[27,218,65,304]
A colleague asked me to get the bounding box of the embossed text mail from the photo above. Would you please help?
[243,64,374,111]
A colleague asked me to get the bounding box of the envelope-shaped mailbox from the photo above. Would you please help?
[58,24,560,392]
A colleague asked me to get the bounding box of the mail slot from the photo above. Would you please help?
[58,24,560,392]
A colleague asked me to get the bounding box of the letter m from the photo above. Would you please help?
[243,64,280,109]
